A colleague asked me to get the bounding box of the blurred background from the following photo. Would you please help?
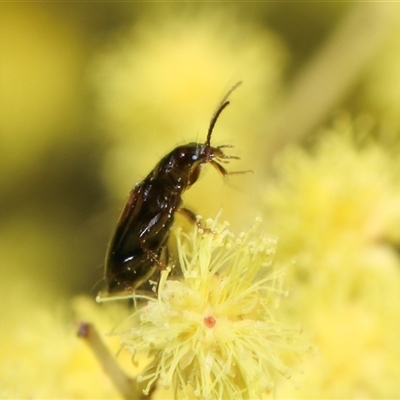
[2,2,400,398]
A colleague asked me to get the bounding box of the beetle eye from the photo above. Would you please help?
[177,149,198,163]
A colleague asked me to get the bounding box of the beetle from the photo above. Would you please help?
[103,82,243,294]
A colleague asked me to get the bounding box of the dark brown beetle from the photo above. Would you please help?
[103,82,243,294]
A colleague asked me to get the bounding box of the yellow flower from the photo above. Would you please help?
[112,215,308,399]
[262,116,400,397]
[0,285,131,398]
[264,115,400,293]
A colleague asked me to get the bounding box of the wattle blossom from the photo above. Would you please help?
[111,215,308,399]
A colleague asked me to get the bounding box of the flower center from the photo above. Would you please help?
[203,315,216,328]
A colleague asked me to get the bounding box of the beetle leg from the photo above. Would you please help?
[178,207,198,225]
[211,160,253,176]
[178,208,215,234]
[226,169,254,175]
[139,240,167,270]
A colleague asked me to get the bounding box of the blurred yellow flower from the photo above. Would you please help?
[0,286,131,398]
[110,215,308,399]
[262,115,400,397]
[264,114,400,292]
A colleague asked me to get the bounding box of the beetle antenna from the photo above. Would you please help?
[206,81,242,146]
[206,101,230,146]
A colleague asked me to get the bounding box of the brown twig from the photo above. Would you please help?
[77,322,155,400]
